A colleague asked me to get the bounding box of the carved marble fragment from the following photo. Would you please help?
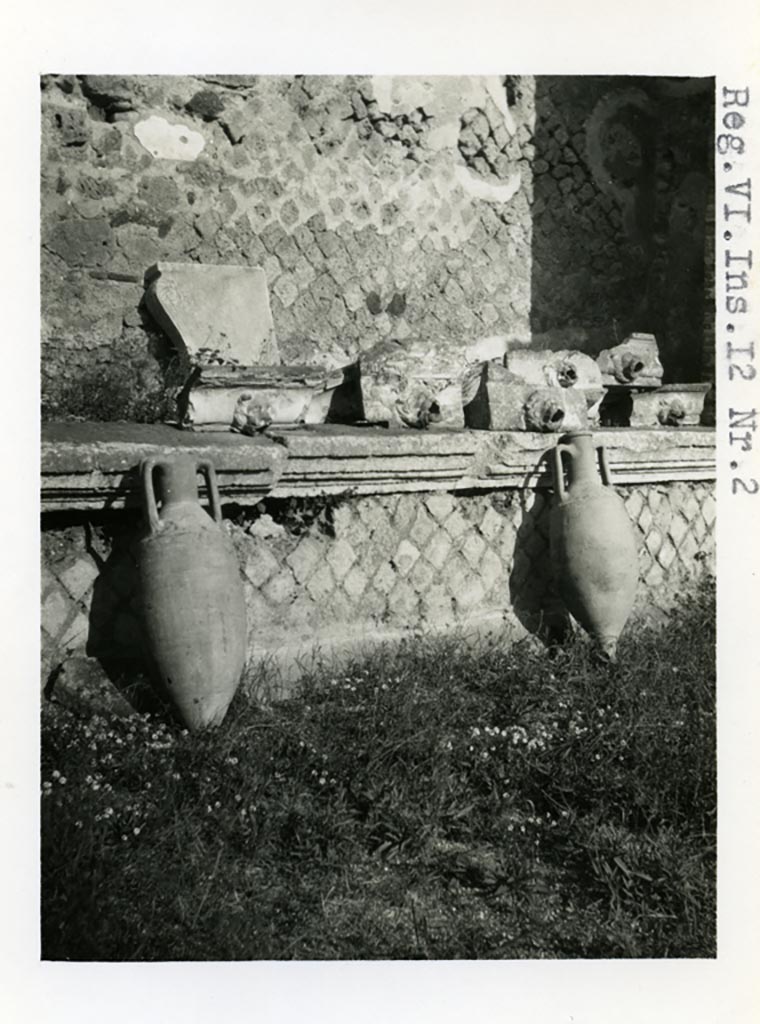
[144,262,280,373]
[463,361,589,432]
[596,333,663,388]
[358,338,465,429]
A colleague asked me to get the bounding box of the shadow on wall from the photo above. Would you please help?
[506,456,571,645]
[529,75,714,384]
[82,515,160,714]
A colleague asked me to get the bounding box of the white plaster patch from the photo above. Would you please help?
[454,165,522,204]
[134,115,205,161]
[370,76,516,154]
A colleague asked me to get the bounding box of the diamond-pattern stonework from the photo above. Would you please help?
[243,545,280,588]
[41,481,715,680]
[409,508,435,548]
[423,532,453,571]
[286,536,323,584]
[392,539,421,577]
[461,531,487,570]
[325,539,356,581]
[343,565,369,599]
[306,562,335,602]
[263,570,297,606]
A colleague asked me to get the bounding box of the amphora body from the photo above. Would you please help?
[549,432,638,660]
[138,455,246,730]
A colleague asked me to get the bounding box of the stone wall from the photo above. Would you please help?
[530,77,714,381]
[40,74,713,419]
[41,479,716,700]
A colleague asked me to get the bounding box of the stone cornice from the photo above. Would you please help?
[41,422,287,511]
[41,422,716,511]
[267,425,479,496]
[469,428,717,488]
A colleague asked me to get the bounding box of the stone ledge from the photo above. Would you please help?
[471,427,717,487]
[268,424,478,496]
[41,422,287,511]
[41,421,716,510]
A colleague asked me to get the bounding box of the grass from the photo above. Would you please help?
[41,577,716,961]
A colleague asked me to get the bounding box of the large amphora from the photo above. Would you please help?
[138,455,246,730]
[549,431,638,661]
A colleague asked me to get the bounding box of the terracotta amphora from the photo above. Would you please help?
[138,455,246,730]
[549,432,638,661]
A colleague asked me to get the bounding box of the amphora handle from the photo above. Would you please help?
[553,439,615,499]
[597,445,613,487]
[552,443,572,501]
[140,457,223,534]
[141,457,162,536]
[197,460,223,524]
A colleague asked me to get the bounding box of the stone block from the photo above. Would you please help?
[359,339,466,429]
[645,528,663,558]
[243,546,281,588]
[461,532,487,570]
[387,579,420,620]
[597,334,663,388]
[263,570,297,605]
[293,255,317,291]
[421,584,455,620]
[41,588,74,639]
[442,509,468,540]
[58,609,90,650]
[325,539,357,581]
[58,557,100,602]
[272,273,299,309]
[479,505,505,542]
[702,494,716,529]
[464,362,591,432]
[372,561,397,595]
[423,531,453,570]
[306,562,336,602]
[44,655,138,718]
[408,558,436,594]
[424,493,456,522]
[628,384,710,428]
[454,576,486,612]
[392,539,420,577]
[286,536,324,584]
[51,106,90,147]
[343,565,369,599]
[479,548,506,594]
[144,262,280,370]
[409,508,435,548]
[292,224,315,251]
[668,512,689,548]
[391,499,417,537]
[262,254,283,285]
[677,530,699,566]
[441,551,470,595]
[657,537,678,572]
[46,218,113,268]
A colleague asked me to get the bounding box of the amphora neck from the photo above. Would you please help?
[562,432,599,487]
[153,456,200,506]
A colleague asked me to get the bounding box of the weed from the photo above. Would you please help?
[41,357,184,423]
